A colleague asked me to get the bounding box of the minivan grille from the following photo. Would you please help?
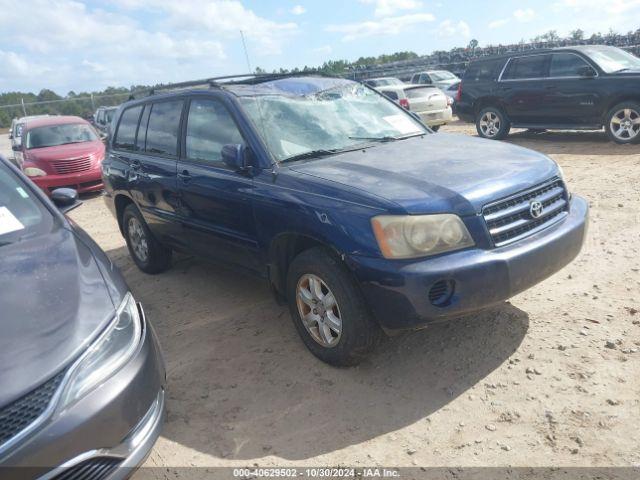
[483,178,569,247]
[0,370,65,448]
[51,156,93,174]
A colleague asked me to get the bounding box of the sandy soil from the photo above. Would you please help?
[4,123,640,473]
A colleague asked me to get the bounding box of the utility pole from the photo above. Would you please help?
[21,98,27,116]
[90,93,95,110]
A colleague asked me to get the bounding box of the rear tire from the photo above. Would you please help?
[122,204,172,274]
[286,247,382,366]
[430,125,441,132]
[476,106,511,140]
[605,102,640,144]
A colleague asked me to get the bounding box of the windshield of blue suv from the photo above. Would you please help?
[239,83,426,162]
[583,46,640,73]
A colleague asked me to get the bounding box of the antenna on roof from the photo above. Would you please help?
[240,30,253,73]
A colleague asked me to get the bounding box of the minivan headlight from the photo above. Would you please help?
[59,292,142,409]
[371,214,474,259]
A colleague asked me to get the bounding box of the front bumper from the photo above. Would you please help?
[350,195,588,330]
[30,167,104,195]
[0,305,166,479]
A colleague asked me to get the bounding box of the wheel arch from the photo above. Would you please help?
[267,232,343,304]
[114,193,135,236]
[602,96,640,124]
[474,96,508,117]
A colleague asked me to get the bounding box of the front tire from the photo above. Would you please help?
[286,247,382,366]
[430,125,441,132]
[476,106,511,140]
[122,204,172,274]
[605,102,640,144]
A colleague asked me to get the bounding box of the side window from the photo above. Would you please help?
[420,73,431,84]
[502,55,550,80]
[550,53,590,77]
[96,111,104,125]
[114,105,143,151]
[382,90,399,101]
[145,100,183,157]
[135,105,151,151]
[185,99,244,164]
[465,59,503,82]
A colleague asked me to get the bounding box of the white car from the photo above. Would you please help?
[377,85,453,130]
[363,77,404,88]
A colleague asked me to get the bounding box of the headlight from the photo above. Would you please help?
[23,167,47,177]
[371,214,474,259]
[59,292,142,409]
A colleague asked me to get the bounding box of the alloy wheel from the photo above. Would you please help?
[296,274,342,347]
[480,111,501,138]
[610,108,640,141]
[128,217,149,263]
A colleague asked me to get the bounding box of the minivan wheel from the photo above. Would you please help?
[476,107,511,140]
[122,204,172,274]
[605,102,640,144]
[286,247,382,366]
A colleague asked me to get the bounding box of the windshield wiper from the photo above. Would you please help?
[348,132,425,143]
[281,149,342,163]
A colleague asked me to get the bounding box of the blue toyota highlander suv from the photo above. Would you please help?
[102,75,588,366]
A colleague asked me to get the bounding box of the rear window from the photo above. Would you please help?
[381,90,399,100]
[114,105,143,150]
[145,101,183,156]
[404,87,436,99]
[464,59,503,81]
[502,55,550,80]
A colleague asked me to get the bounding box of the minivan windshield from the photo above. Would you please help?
[25,123,98,149]
[0,162,54,247]
[583,46,640,73]
[239,83,426,162]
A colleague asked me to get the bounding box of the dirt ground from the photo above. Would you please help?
[4,123,640,473]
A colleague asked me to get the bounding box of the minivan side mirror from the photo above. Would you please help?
[51,188,81,213]
[221,144,248,172]
[578,66,597,78]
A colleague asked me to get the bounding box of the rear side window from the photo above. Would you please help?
[405,87,433,99]
[502,55,549,80]
[185,99,244,164]
[135,105,151,151]
[465,59,503,81]
[145,100,183,157]
[114,105,142,150]
[381,90,399,100]
[550,53,590,77]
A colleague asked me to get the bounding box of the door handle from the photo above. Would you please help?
[178,170,191,183]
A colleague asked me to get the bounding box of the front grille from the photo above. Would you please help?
[51,457,123,480]
[483,178,569,247]
[0,370,65,447]
[51,156,93,174]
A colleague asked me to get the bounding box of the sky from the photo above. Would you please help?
[0,0,639,94]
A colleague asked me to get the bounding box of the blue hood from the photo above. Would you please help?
[289,133,560,215]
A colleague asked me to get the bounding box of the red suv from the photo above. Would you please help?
[13,116,105,194]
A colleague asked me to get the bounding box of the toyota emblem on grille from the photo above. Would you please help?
[529,200,544,219]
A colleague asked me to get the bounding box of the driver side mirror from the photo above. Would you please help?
[51,188,81,213]
[578,65,597,78]
[221,144,250,173]
[12,144,21,152]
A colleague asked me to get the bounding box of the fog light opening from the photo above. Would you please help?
[428,280,455,307]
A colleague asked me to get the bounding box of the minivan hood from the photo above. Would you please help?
[0,226,115,407]
[26,140,104,163]
[289,133,559,215]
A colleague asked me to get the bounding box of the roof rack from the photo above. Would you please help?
[130,71,328,99]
